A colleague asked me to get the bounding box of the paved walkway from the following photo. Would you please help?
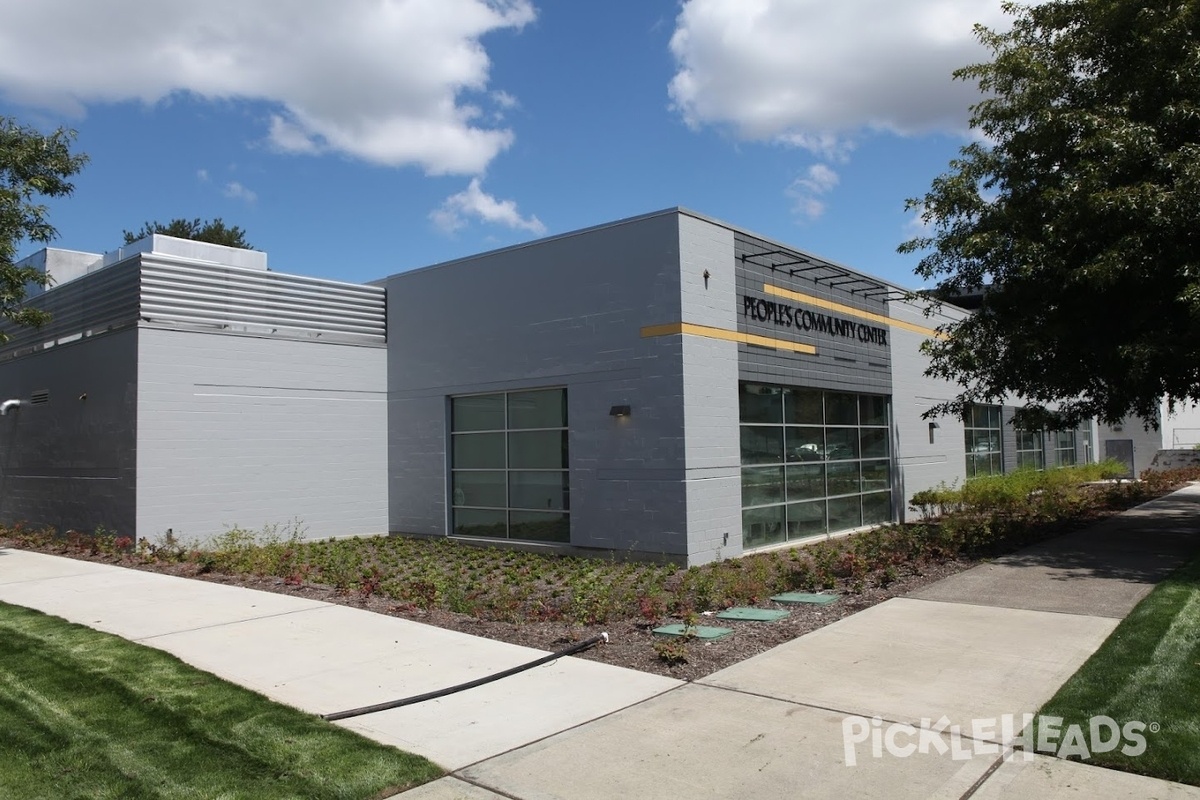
[0,550,679,770]
[3,486,1200,798]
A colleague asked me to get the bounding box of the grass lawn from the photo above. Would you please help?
[0,602,442,799]
[1035,551,1200,785]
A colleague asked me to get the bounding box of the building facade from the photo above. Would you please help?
[0,235,388,542]
[385,209,1094,564]
[1,209,1104,564]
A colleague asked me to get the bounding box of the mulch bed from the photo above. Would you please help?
[3,481,1186,681]
[16,550,974,681]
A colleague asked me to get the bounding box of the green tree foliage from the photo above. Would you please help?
[123,218,253,250]
[0,118,88,338]
[900,0,1200,427]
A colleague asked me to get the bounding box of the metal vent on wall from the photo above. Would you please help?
[30,390,49,405]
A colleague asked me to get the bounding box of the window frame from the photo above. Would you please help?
[450,387,570,543]
[964,403,1004,477]
[739,382,893,550]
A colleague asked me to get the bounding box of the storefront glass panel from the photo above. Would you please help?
[741,426,784,464]
[740,383,894,548]
[786,500,827,540]
[451,389,569,542]
[785,388,823,425]
[743,505,786,548]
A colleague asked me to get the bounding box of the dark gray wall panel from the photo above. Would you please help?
[0,260,140,362]
[0,330,138,535]
[734,233,892,394]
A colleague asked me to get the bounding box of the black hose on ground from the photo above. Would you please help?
[321,632,609,722]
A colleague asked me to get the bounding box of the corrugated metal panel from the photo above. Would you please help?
[0,260,141,361]
[0,253,387,359]
[138,258,386,344]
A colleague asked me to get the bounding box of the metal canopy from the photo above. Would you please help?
[739,249,899,298]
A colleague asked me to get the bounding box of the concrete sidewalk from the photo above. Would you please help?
[0,549,679,771]
[448,485,1200,799]
[3,485,1200,798]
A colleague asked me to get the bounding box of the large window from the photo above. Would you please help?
[450,388,569,542]
[965,404,1003,477]
[1053,429,1077,466]
[1016,429,1045,470]
[740,383,892,550]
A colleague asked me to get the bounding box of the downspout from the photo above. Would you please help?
[0,400,19,415]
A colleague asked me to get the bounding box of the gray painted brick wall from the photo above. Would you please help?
[1098,418,1161,477]
[887,300,968,519]
[0,330,138,535]
[136,328,387,543]
[678,215,742,563]
[386,211,694,558]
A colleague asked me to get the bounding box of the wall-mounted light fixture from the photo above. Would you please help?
[609,404,632,418]
[928,420,940,444]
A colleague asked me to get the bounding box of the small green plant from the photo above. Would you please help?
[637,593,666,625]
[653,638,690,665]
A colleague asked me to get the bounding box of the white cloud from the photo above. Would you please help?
[431,178,545,235]
[491,90,519,110]
[196,168,209,182]
[786,164,839,221]
[902,202,933,237]
[223,181,257,204]
[668,0,1008,154]
[0,0,535,175]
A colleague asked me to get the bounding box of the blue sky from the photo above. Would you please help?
[0,0,1009,288]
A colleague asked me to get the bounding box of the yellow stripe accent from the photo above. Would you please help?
[640,322,817,355]
[761,283,945,338]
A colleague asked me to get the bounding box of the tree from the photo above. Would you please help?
[0,118,88,339]
[123,218,253,250]
[900,0,1200,428]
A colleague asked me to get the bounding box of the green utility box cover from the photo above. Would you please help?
[715,607,790,622]
[770,592,839,606]
[652,624,734,640]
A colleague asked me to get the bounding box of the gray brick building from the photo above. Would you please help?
[0,235,387,543]
[383,208,1094,565]
[1,208,1100,564]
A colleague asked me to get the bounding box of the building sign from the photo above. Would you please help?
[742,295,888,346]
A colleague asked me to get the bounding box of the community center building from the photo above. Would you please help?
[0,208,1159,565]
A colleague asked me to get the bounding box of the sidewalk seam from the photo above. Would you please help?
[133,604,334,642]
[690,681,1036,750]
[957,751,1009,800]
[443,775,526,800]
[450,682,687,775]
[0,569,116,587]
[901,594,1125,620]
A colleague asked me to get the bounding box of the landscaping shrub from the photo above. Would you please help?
[2,463,1198,629]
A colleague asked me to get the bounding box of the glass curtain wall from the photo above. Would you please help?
[450,388,569,542]
[740,382,893,549]
[964,404,1003,477]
